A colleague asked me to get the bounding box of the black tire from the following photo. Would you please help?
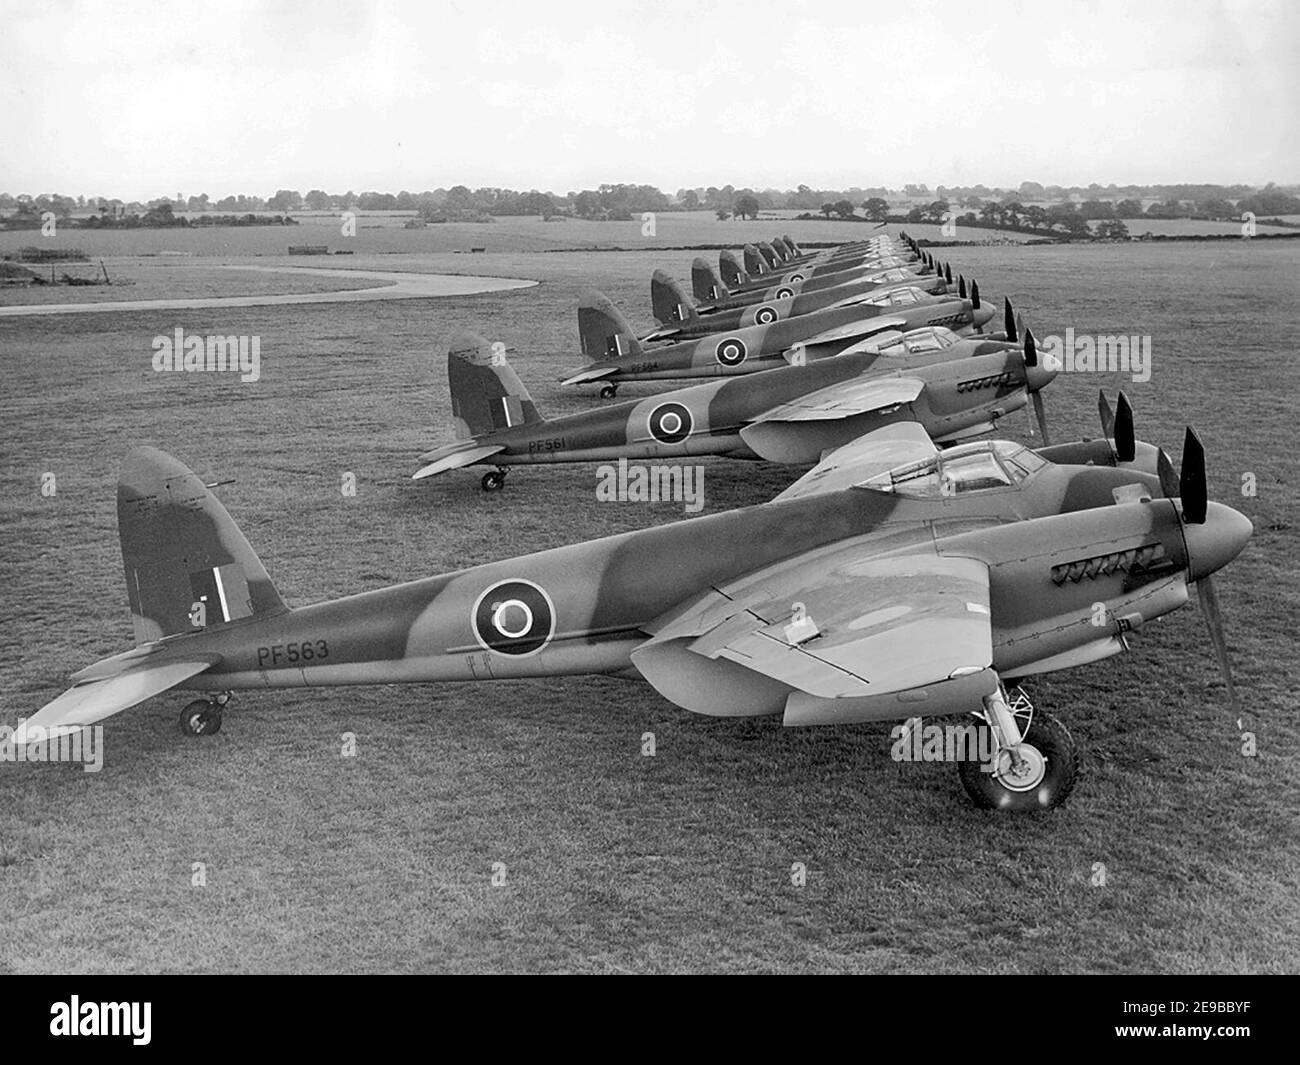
[481,471,506,492]
[599,385,618,399]
[958,710,1078,811]
[179,701,222,736]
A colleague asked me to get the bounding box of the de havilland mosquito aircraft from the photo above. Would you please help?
[565,281,996,396]
[415,323,1055,489]
[721,244,920,294]
[646,266,949,340]
[690,256,934,310]
[13,407,1249,811]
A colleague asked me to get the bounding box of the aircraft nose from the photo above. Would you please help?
[974,304,996,329]
[1183,501,1253,581]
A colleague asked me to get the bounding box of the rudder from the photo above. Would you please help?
[651,270,698,325]
[578,290,646,362]
[692,257,730,302]
[118,447,289,644]
[448,331,543,441]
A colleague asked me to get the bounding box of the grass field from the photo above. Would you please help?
[0,224,1297,973]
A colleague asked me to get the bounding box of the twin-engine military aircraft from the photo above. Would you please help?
[16,396,1250,811]
[565,278,995,396]
[415,319,1053,488]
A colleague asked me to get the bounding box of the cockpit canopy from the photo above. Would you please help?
[862,285,927,307]
[859,440,1048,497]
[866,325,962,358]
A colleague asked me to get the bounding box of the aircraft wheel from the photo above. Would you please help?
[179,701,223,736]
[958,710,1077,811]
[599,384,619,399]
[481,470,507,492]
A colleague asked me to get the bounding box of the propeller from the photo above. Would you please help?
[1098,390,1116,438]
[1114,392,1135,463]
[944,262,953,283]
[958,274,967,299]
[970,280,981,310]
[1160,428,1240,715]
[1023,328,1051,444]
[1003,298,1017,342]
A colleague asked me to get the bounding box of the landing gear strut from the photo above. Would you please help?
[598,384,619,400]
[480,467,509,492]
[958,685,1078,810]
[179,693,230,736]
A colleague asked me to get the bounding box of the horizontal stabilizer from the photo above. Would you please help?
[560,365,622,386]
[15,655,221,740]
[413,443,506,480]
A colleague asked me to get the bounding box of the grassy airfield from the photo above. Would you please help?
[0,221,1297,973]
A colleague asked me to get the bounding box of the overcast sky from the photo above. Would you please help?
[2,0,1295,198]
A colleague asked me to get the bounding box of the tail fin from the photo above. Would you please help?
[771,237,792,261]
[448,331,543,441]
[743,244,769,276]
[118,447,288,644]
[651,270,698,325]
[578,290,646,362]
[784,234,802,255]
[692,257,730,302]
[757,241,779,267]
[720,249,748,288]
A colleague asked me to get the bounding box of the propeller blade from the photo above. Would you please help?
[1003,298,1017,342]
[1197,575,1241,716]
[1098,390,1116,438]
[944,262,953,283]
[1015,311,1026,341]
[1157,448,1179,499]
[958,275,967,299]
[1032,390,1051,446]
[1115,391,1135,463]
[970,280,981,310]
[1180,427,1207,524]
[1023,327,1037,367]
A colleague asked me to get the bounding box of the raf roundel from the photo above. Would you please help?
[789,272,805,282]
[647,401,693,444]
[776,287,795,299]
[754,305,779,324]
[472,579,556,657]
[715,337,748,367]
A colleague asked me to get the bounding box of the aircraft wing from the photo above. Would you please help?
[739,375,926,463]
[631,549,998,725]
[786,316,910,361]
[13,654,222,742]
[773,421,938,501]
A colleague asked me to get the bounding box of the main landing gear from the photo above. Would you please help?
[958,685,1079,811]
[598,384,619,400]
[480,466,510,492]
[179,692,230,736]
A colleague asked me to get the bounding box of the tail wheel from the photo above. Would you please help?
[179,700,223,736]
[958,710,1078,811]
[481,470,507,492]
[599,384,619,399]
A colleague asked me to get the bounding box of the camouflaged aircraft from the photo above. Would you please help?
[414,323,1055,489]
[645,266,950,341]
[14,401,1249,811]
[721,243,920,294]
[564,281,997,397]
[690,256,934,311]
